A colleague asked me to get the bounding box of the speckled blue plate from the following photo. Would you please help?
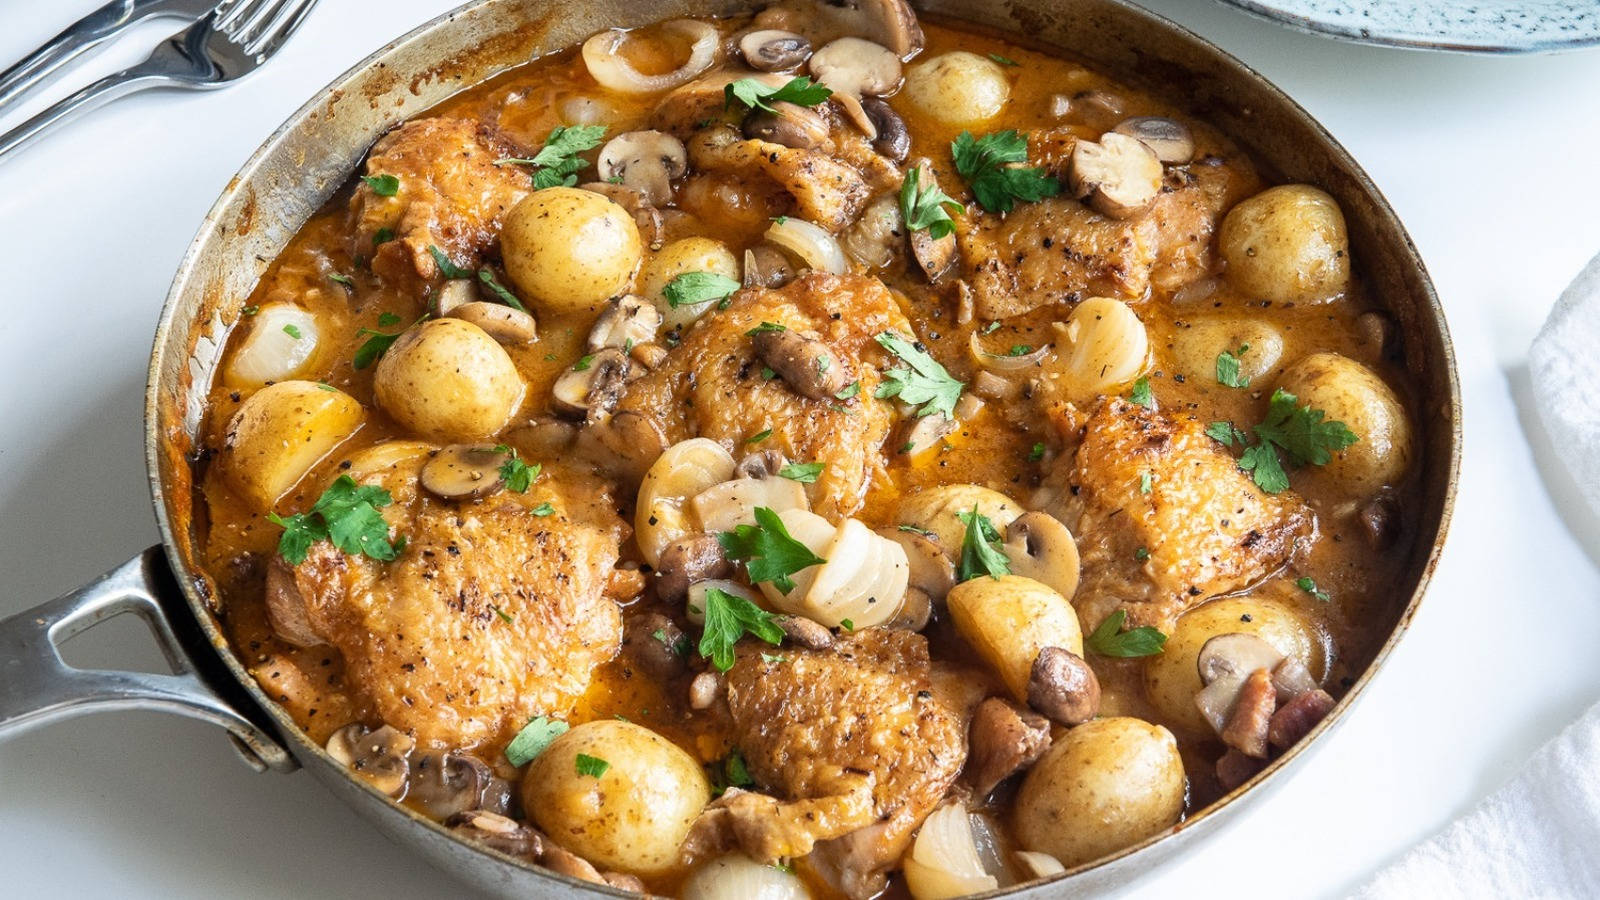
[1215,0,1600,53]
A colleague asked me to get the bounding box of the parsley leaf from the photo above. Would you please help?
[665,271,741,308]
[950,130,1061,214]
[282,324,302,340]
[361,174,399,196]
[1254,388,1360,468]
[1216,345,1251,388]
[492,445,540,493]
[898,165,963,240]
[575,753,610,778]
[269,475,400,565]
[1206,420,1249,447]
[718,506,828,594]
[1128,376,1154,409]
[353,316,424,370]
[497,124,608,189]
[427,245,473,280]
[504,716,568,767]
[328,273,354,289]
[531,502,555,517]
[778,461,825,483]
[377,312,401,327]
[955,507,1011,582]
[1239,443,1290,494]
[697,585,784,671]
[746,321,787,336]
[1084,610,1167,658]
[746,429,773,444]
[988,52,1019,66]
[1029,442,1046,462]
[840,618,855,632]
[477,268,528,313]
[874,331,965,419]
[724,75,832,113]
[1139,471,1153,495]
[722,748,754,788]
[1297,576,1330,602]
[835,381,861,400]
[266,512,322,566]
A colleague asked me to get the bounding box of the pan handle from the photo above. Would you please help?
[0,546,296,773]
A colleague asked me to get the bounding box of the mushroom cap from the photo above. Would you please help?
[419,444,511,501]
[446,301,537,345]
[1113,116,1195,165]
[738,29,813,71]
[809,37,904,136]
[1001,512,1081,602]
[597,130,688,206]
[1068,132,1163,219]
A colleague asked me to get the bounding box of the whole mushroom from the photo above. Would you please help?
[326,723,415,797]
[808,37,903,138]
[1068,132,1163,219]
[597,131,688,206]
[738,29,813,72]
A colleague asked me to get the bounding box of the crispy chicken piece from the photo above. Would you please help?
[686,125,873,232]
[261,450,625,752]
[1064,399,1315,631]
[348,117,530,287]
[614,273,908,519]
[684,629,966,898]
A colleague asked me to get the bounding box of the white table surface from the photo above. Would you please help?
[2,1,1598,897]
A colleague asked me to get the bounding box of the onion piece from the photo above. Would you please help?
[904,803,1000,900]
[758,512,908,629]
[1014,850,1066,880]
[968,331,1050,373]
[765,217,849,274]
[682,854,810,900]
[226,302,319,387]
[559,94,618,125]
[686,580,763,627]
[691,475,809,534]
[582,20,720,95]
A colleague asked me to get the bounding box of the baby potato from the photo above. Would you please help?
[1219,185,1350,304]
[896,484,1022,558]
[502,187,642,315]
[640,236,741,330]
[903,52,1011,126]
[1144,596,1325,735]
[524,720,711,875]
[1170,317,1285,387]
[1047,297,1149,402]
[947,575,1083,702]
[221,380,364,511]
[1277,352,1413,496]
[1013,717,1185,867]
[373,318,524,442]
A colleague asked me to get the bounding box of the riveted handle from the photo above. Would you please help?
[0,547,295,772]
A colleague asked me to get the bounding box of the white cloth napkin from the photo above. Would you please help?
[1355,253,1600,899]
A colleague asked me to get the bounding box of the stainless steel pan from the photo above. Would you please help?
[0,0,1460,896]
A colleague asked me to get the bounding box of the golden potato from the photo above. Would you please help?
[947,575,1083,702]
[502,187,642,315]
[524,720,711,875]
[1144,596,1325,735]
[1013,717,1185,866]
[903,52,1011,126]
[220,380,364,511]
[1277,352,1413,496]
[373,318,524,442]
[1219,184,1350,304]
[1046,297,1149,402]
[895,484,1022,558]
[640,236,741,330]
[1170,317,1285,387]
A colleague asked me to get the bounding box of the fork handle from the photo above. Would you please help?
[0,0,147,111]
[0,68,167,162]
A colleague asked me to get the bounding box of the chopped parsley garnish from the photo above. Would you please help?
[697,585,784,671]
[497,124,608,189]
[956,507,1011,582]
[835,381,861,400]
[980,321,1002,335]
[778,461,826,483]
[718,506,827,594]
[950,130,1061,214]
[353,316,424,370]
[268,475,401,565]
[1029,442,1046,462]
[1128,376,1154,409]
[1297,576,1330,602]
[282,324,302,340]
[478,268,529,313]
[1208,390,1359,494]
[1084,610,1167,658]
[241,305,259,316]
[490,604,514,625]
[874,331,965,419]
[426,244,473,280]
[573,354,595,371]
[530,502,555,517]
[746,321,787,336]
[653,628,690,657]
[665,271,741,308]
[377,312,401,327]
[760,652,789,664]
[504,716,568,767]
[492,445,540,493]
[1216,344,1251,388]
[898,165,963,240]
[328,273,354,288]
[899,524,937,537]
[724,75,832,113]
[722,748,755,788]
[373,227,395,248]
[988,52,1019,66]
[361,174,399,196]
[1140,471,1153,495]
[840,618,855,632]
[574,753,610,778]
[1134,546,1150,562]
[746,429,773,444]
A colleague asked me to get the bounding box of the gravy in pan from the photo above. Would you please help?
[198,3,1419,897]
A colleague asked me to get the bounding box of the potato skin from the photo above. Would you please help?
[502,187,642,314]
[1219,185,1350,304]
[373,318,523,442]
[1171,317,1285,387]
[1013,717,1185,866]
[903,52,1011,126]
[523,720,711,875]
[221,380,365,510]
[1277,352,1412,497]
[946,575,1083,702]
[896,484,1022,559]
[640,236,740,330]
[1144,596,1325,735]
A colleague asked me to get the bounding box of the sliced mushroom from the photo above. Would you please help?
[656,533,733,603]
[1068,89,1124,125]
[1268,688,1336,750]
[743,244,796,289]
[447,301,537,344]
[1112,116,1195,165]
[953,393,983,422]
[1220,668,1276,758]
[906,158,957,283]
[735,449,788,479]
[409,752,506,819]
[970,370,1020,401]
[1027,646,1100,726]
[841,192,905,270]
[574,408,668,485]
[751,327,851,400]
[551,348,632,424]
[597,131,688,206]
[885,585,932,631]
[582,19,720,94]
[1361,488,1401,550]
[580,181,664,248]
[1356,310,1396,358]
[587,295,663,353]
[1068,132,1163,219]
[774,613,835,650]
[809,37,903,137]
[689,670,723,710]
[326,723,414,797]
[739,29,812,71]
[447,810,543,858]
[876,526,955,601]
[743,101,834,151]
[806,0,924,58]
[1270,655,1319,702]
[965,696,1051,798]
[861,97,909,161]
[900,412,956,457]
[420,444,511,501]
[541,840,608,885]
[1000,512,1081,601]
[505,416,577,458]
[433,279,475,317]
[1197,633,1286,686]
[624,611,690,680]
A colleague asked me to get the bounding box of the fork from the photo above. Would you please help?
[0,0,317,163]
[0,0,223,113]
